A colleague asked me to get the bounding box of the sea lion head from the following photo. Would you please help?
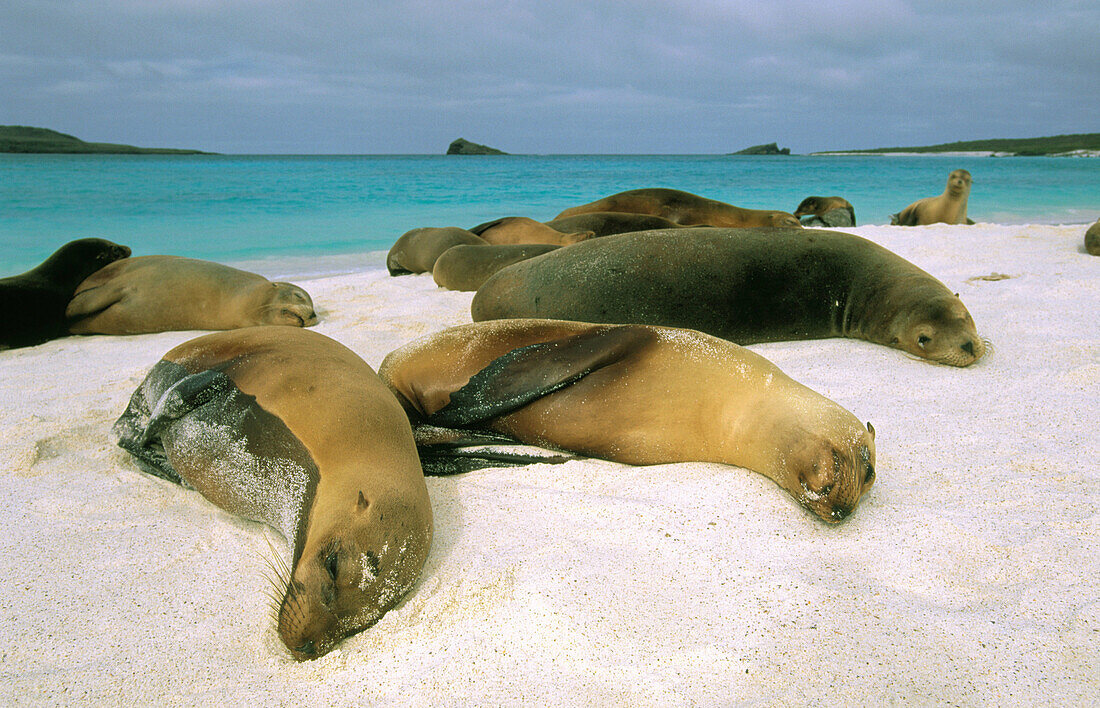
[769,211,804,228]
[782,421,877,523]
[48,238,131,283]
[262,282,318,327]
[277,491,431,660]
[892,293,985,367]
[945,169,972,198]
[560,229,596,245]
[793,197,827,218]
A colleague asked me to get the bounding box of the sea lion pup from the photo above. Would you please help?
[386,227,487,275]
[793,196,856,227]
[433,243,560,291]
[0,238,130,349]
[1084,218,1100,256]
[65,255,318,334]
[890,169,975,226]
[378,319,877,523]
[553,188,803,228]
[114,326,432,660]
[471,227,986,367]
[544,211,691,238]
[468,216,594,245]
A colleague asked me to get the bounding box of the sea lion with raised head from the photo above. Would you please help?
[469,216,594,246]
[433,243,560,291]
[793,196,856,227]
[114,326,432,660]
[544,211,691,238]
[66,255,318,334]
[1084,218,1100,256]
[386,227,487,275]
[890,169,975,226]
[553,188,802,228]
[471,227,986,367]
[379,319,877,523]
[0,238,130,349]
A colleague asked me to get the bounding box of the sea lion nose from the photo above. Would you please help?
[961,340,975,355]
[294,641,317,658]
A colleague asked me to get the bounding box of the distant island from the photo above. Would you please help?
[0,125,211,154]
[730,142,790,156]
[446,138,508,155]
[813,133,1100,157]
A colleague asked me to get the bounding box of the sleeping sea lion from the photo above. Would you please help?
[66,255,317,334]
[1084,218,1100,256]
[471,227,986,367]
[114,326,432,660]
[793,196,856,227]
[0,238,130,349]
[468,216,593,245]
[386,227,487,275]
[378,319,877,523]
[553,188,802,228]
[890,169,975,226]
[433,243,560,291]
[543,212,691,238]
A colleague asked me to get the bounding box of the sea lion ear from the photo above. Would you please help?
[357,491,369,510]
[866,422,875,439]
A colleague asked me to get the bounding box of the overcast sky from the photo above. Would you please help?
[2,1,1097,154]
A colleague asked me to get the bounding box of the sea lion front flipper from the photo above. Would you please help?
[428,325,656,428]
[113,362,230,484]
[410,424,580,475]
[64,281,126,323]
[467,218,506,236]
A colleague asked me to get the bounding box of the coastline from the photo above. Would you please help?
[1,222,1097,705]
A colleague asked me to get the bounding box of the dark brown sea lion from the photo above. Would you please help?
[433,243,560,291]
[0,238,131,350]
[114,326,432,660]
[890,169,975,226]
[1084,218,1100,256]
[66,255,318,334]
[543,211,691,237]
[553,188,802,228]
[386,227,487,275]
[793,196,856,227]
[469,216,593,245]
[378,319,877,523]
[471,227,986,367]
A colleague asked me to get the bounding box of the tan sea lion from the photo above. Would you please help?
[544,211,691,237]
[114,326,432,660]
[1084,218,1100,256]
[65,255,317,335]
[433,243,560,291]
[553,188,802,228]
[793,196,856,227]
[471,227,986,367]
[890,169,975,225]
[386,227,487,275]
[0,238,130,349]
[379,319,877,523]
[469,216,594,245]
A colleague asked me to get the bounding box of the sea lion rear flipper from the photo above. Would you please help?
[113,362,231,485]
[428,325,656,428]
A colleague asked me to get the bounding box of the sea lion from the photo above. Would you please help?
[793,196,856,227]
[1084,218,1100,256]
[469,216,594,246]
[471,227,986,367]
[553,188,802,228]
[386,227,487,275]
[433,243,560,291]
[65,255,318,334]
[544,211,691,237]
[378,319,877,523]
[0,238,131,350]
[114,326,432,660]
[890,169,975,226]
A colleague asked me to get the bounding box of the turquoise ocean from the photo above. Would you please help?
[2,154,1098,277]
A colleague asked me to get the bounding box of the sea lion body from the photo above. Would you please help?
[544,211,690,237]
[114,326,432,660]
[0,238,130,349]
[433,243,560,291]
[553,188,802,228]
[386,227,487,275]
[471,227,985,367]
[1084,218,1100,256]
[379,319,876,523]
[794,196,856,227]
[65,256,317,334]
[469,216,593,245]
[891,169,974,226]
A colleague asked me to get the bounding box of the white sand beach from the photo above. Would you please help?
[0,223,1096,706]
